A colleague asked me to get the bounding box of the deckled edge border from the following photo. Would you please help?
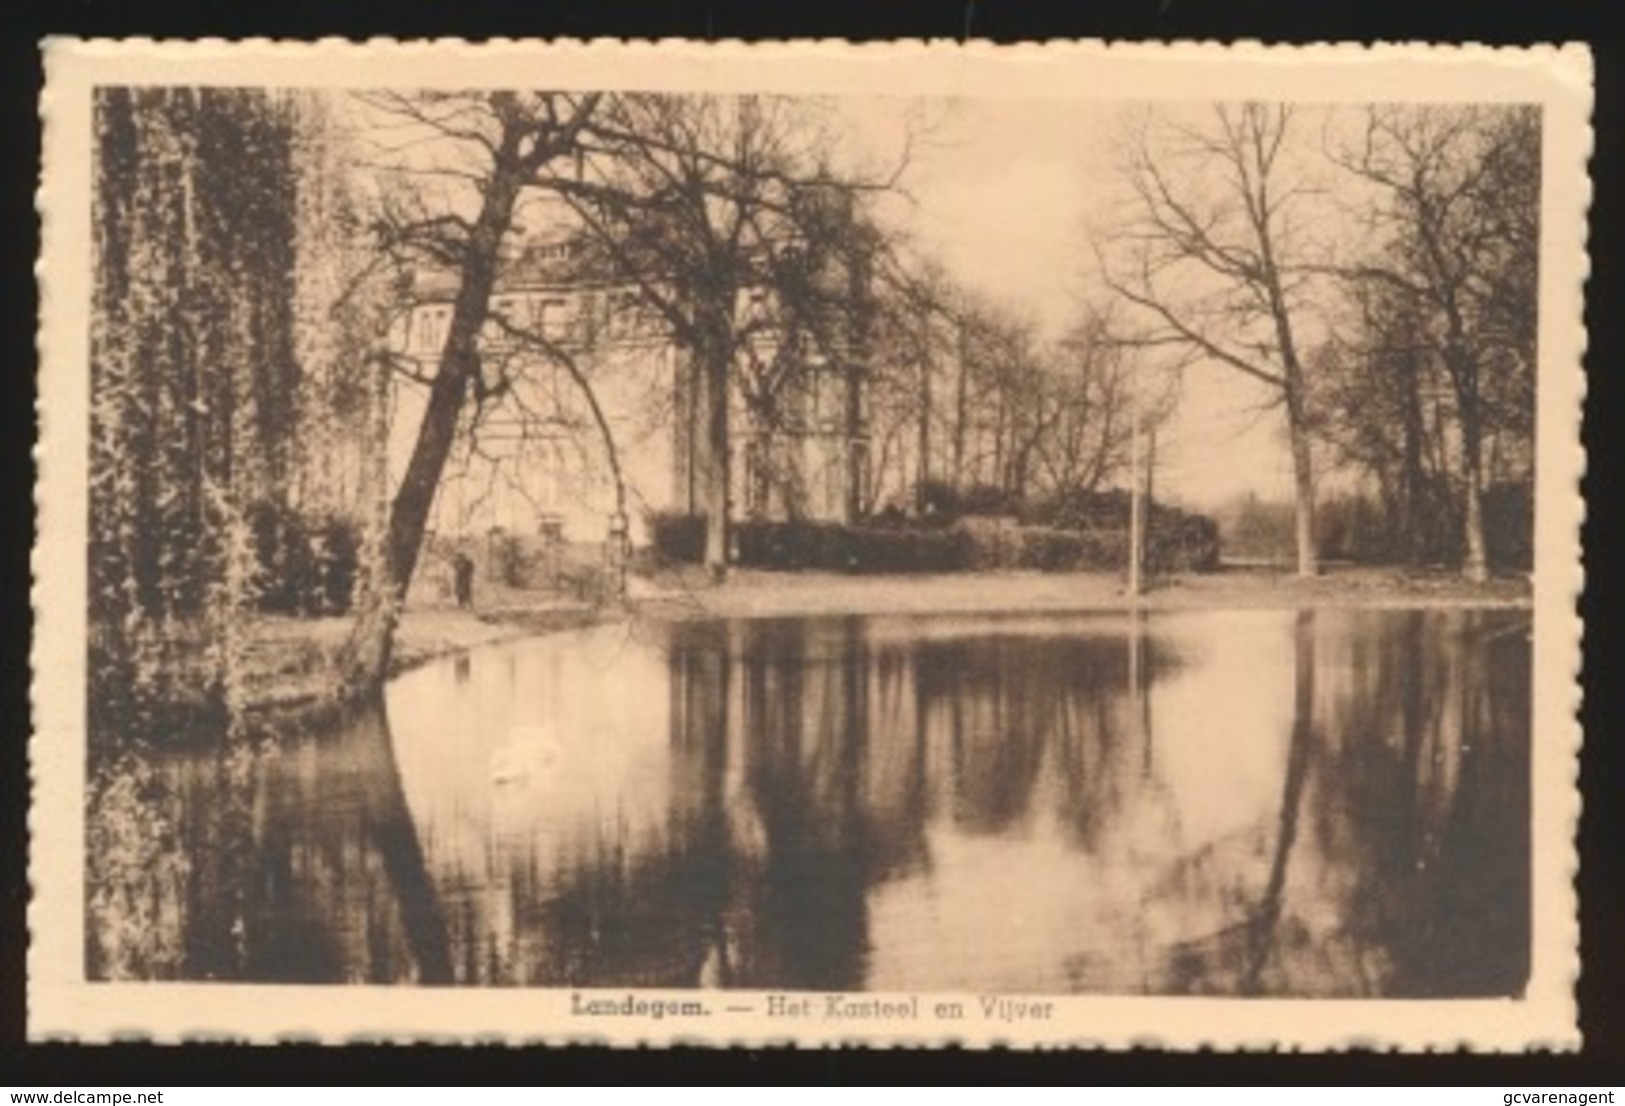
[29,36,1594,1050]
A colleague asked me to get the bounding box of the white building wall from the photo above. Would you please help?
[387,278,863,549]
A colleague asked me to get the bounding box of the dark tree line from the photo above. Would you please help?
[1315,105,1539,576]
[90,87,303,741]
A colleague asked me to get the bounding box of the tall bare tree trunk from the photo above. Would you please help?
[1400,358,1428,565]
[1436,334,1491,583]
[1459,389,1490,583]
[1285,382,1319,578]
[1103,105,1321,577]
[916,308,933,513]
[341,160,525,692]
[846,364,866,524]
[952,317,969,489]
[699,330,732,581]
[1290,434,1317,578]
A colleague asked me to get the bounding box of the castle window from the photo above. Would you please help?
[417,307,445,353]
[536,297,570,340]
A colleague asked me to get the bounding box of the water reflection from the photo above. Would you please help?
[89,608,1531,997]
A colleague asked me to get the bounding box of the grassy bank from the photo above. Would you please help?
[237,599,602,716]
[231,564,1529,716]
[632,564,1533,622]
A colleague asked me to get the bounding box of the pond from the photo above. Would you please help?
[88,607,1532,998]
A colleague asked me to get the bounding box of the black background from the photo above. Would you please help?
[2,0,1619,1086]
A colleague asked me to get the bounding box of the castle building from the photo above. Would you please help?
[385,234,871,551]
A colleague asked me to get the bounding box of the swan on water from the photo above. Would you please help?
[489,723,561,784]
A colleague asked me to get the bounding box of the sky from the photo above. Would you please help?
[841,96,1303,511]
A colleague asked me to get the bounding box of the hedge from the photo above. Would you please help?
[647,513,974,574]
[246,500,361,616]
[646,510,1218,575]
[647,512,708,566]
[737,520,975,574]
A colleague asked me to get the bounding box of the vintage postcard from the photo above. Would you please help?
[32,39,1590,1048]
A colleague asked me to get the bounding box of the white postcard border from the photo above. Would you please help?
[32,37,1591,1049]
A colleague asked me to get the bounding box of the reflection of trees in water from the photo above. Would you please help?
[1101,612,1318,997]
[93,610,1530,997]
[86,746,191,979]
[465,618,875,990]
[1140,609,1530,998]
[95,616,1191,989]
[92,701,454,984]
[564,617,1187,990]
[732,617,871,990]
[454,644,741,989]
[1241,610,1316,995]
[492,616,1186,991]
[1308,609,1531,997]
[1038,622,1184,852]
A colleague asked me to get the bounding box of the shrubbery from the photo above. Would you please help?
[647,512,708,565]
[647,513,974,574]
[246,499,361,616]
[646,503,1219,576]
[1484,482,1533,572]
[1015,526,1119,572]
[917,479,1021,521]
[738,520,975,573]
[1153,512,1222,573]
[1309,481,1531,571]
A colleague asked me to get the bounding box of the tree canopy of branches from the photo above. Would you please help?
[1099,103,1325,576]
[335,89,886,684]
[1324,104,1539,580]
[860,250,1148,517]
[546,93,879,575]
[339,90,601,688]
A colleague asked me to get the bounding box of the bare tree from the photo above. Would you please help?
[1329,104,1539,581]
[1041,307,1158,497]
[339,90,601,690]
[1098,104,1324,576]
[480,303,636,598]
[544,94,881,578]
[1309,282,1458,565]
[867,252,958,511]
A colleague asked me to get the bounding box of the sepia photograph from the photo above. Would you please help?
[31,39,1589,1048]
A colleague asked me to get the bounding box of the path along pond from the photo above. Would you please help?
[92,607,1532,997]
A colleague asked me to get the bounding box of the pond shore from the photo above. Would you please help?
[632,564,1534,621]
[239,600,600,716]
[235,564,1528,717]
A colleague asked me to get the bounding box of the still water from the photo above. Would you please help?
[91,608,1531,997]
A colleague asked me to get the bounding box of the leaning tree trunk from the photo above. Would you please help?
[339,159,526,693]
